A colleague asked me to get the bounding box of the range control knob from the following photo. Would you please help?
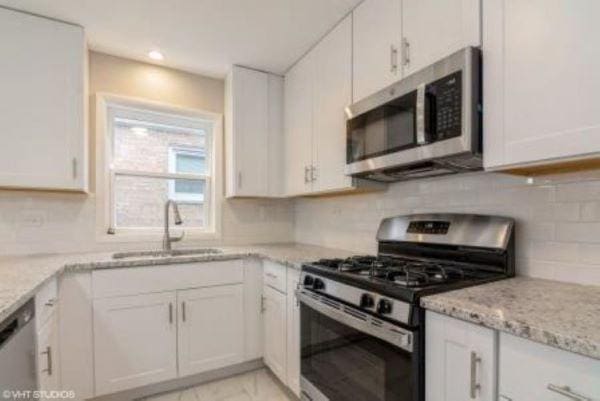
[377,299,393,315]
[312,278,325,291]
[303,275,314,287]
[359,293,375,308]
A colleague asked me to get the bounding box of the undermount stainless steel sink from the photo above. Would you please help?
[112,248,222,260]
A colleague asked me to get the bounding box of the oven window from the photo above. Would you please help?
[347,91,417,164]
[301,303,414,401]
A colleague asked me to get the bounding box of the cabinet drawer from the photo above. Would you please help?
[92,260,243,298]
[499,333,600,401]
[263,261,287,293]
[35,278,58,328]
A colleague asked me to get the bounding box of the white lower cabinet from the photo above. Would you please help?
[286,268,301,397]
[93,292,178,395]
[425,312,496,401]
[498,333,600,401]
[263,284,288,384]
[37,314,60,399]
[177,285,244,376]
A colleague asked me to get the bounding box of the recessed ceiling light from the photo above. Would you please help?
[148,50,164,61]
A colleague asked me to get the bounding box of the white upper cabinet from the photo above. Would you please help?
[284,51,315,196]
[225,66,283,197]
[426,312,497,401]
[284,15,370,196]
[402,0,481,76]
[499,333,600,401]
[352,0,402,102]
[484,0,600,170]
[0,8,87,192]
[312,15,353,193]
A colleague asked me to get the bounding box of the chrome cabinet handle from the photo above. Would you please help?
[72,157,78,179]
[470,351,481,399]
[390,44,399,73]
[402,37,410,66]
[304,166,310,183]
[168,303,173,324]
[265,272,277,279]
[260,295,266,313]
[45,298,57,307]
[41,346,52,376]
[310,165,317,182]
[547,384,592,401]
[182,301,186,322]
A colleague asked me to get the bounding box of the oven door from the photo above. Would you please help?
[297,290,420,401]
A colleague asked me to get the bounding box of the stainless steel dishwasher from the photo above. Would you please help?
[0,300,36,398]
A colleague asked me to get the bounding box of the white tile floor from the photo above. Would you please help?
[142,369,294,401]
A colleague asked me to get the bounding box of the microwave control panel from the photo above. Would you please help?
[426,71,462,141]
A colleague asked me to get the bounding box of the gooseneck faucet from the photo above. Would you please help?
[163,200,185,252]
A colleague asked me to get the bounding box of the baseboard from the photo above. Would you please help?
[89,359,264,401]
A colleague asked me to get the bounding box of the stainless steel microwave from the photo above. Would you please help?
[345,47,482,182]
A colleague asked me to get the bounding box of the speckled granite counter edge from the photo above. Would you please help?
[421,296,600,360]
[0,247,319,324]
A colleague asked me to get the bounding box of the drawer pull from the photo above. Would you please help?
[41,346,52,376]
[470,351,481,399]
[45,298,56,307]
[547,384,592,401]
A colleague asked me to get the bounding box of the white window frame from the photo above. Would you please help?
[167,146,206,203]
[95,93,223,242]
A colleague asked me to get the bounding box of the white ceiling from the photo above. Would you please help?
[0,0,361,78]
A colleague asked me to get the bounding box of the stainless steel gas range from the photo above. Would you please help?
[297,213,515,401]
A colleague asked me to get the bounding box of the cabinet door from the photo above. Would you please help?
[37,317,60,398]
[267,74,285,197]
[484,0,600,169]
[499,333,600,401]
[178,285,244,376]
[312,15,353,194]
[402,0,480,76]
[284,52,315,196]
[263,285,287,384]
[225,66,269,197]
[93,292,177,395]
[426,312,496,401]
[0,8,86,191]
[286,269,301,397]
[352,0,402,102]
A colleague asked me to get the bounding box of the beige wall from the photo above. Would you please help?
[89,52,224,113]
[0,52,293,256]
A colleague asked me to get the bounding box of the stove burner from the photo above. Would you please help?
[314,256,475,288]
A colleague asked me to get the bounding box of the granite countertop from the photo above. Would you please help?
[421,277,600,360]
[0,243,353,324]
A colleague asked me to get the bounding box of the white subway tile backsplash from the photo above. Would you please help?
[294,171,600,285]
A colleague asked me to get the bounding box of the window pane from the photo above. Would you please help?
[112,117,209,174]
[114,175,207,228]
[175,178,205,194]
[176,153,205,175]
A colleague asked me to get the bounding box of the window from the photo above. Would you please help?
[168,147,206,202]
[105,102,216,232]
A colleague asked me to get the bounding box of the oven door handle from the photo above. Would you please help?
[296,289,413,353]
